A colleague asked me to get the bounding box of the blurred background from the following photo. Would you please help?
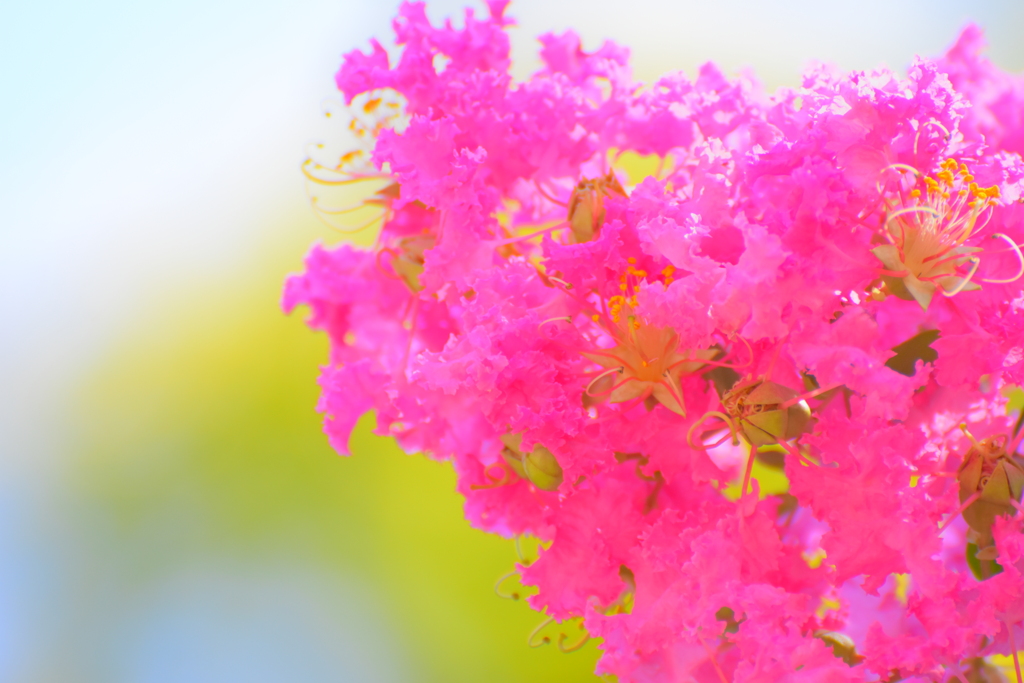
[1,0,1023,680]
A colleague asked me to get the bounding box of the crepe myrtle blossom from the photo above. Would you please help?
[284,2,1024,680]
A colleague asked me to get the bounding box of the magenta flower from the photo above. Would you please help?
[285,2,1024,680]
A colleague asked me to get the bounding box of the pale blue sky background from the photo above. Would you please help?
[0,1,1022,680]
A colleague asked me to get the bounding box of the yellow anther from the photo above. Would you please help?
[960,163,969,174]
[627,257,637,264]
[662,265,675,276]
[937,170,954,184]
[592,314,599,321]
[619,283,628,291]
[910,189,921,198]
[963,174,973,183]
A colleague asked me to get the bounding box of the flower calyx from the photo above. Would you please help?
[567,171,628,243]
[814,630,865,667]
[722,378,812,447]
[384,232,435,292]
[583,322,717,416]
[500,433,564,491]
[956,428,1024,560]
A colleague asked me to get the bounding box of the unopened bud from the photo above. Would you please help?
[723,379,812,447]
[500,433,564,491]
[814,630,864,666]
[523,445,563,491]
[957,432,1024,559]
[567,172,627,243]
[390,233,435,292]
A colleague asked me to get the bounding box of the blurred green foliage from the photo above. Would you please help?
[72,243,603,682]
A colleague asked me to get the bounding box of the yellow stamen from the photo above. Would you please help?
[873,158,1004,309]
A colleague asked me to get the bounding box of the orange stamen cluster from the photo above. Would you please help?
[341,92,406,149]
[872,158,1005,309]
[608,258,649,327]
[917,158,1000,209]
[303,90,408,234]
[900,158,999,260]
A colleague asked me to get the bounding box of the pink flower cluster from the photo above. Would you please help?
[285,2,1024,680]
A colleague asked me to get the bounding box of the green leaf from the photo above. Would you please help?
[885,329,940,377]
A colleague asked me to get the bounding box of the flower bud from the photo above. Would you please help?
[500,433,564,491]
[723,379,812,447]
[814,630,864,666]
[957,433,1024,559]
[501,446,527,479]
[389,233,435,292]
[567,171,627,243]
[523,446,564,491]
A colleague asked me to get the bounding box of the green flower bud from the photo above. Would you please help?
[501,447,527,479]
[957,432,1024,560]
[567,172,627,243]
[723,379,812,447]
[522,445,563,491]
[960,656,1010,683]
[499,433,563,491]
[814,630,864,667]
[389,233,434,292]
